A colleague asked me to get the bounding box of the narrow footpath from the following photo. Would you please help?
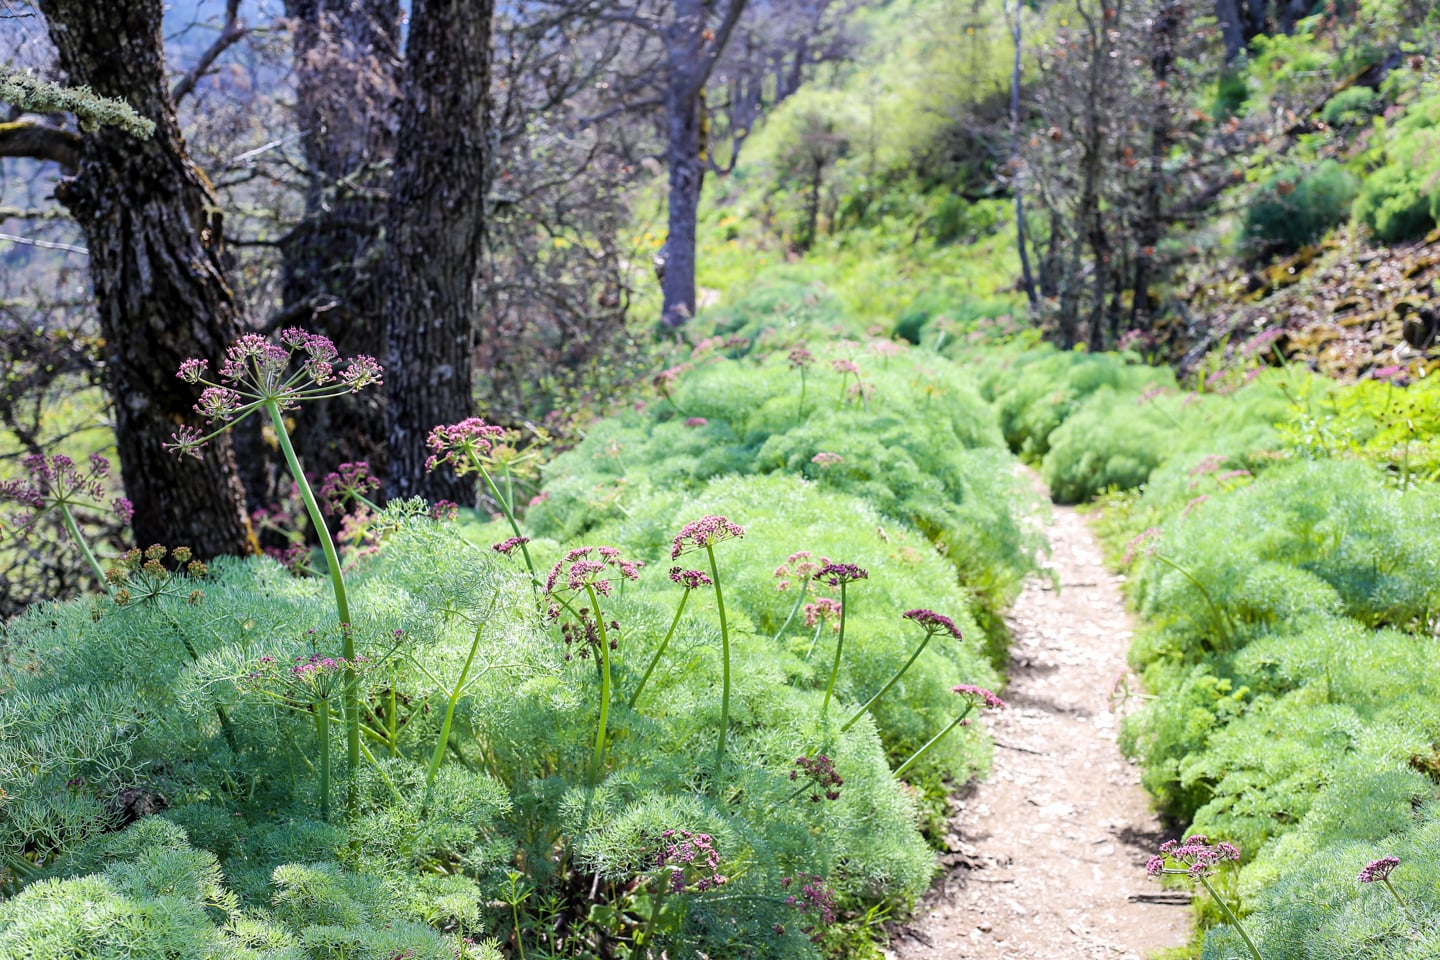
[890,500,1192,959]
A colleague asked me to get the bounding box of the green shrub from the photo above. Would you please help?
[1353,91,1440,242]
[1243,161,1359,253]
[1319,85,1378,127]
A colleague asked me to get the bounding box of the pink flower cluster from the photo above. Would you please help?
[1358,855,1400,884]
[655,829,727,894]
[791,754,844,802]
[544,546,643,600]
[425,418,508,475]
[811,452,843,469]
[813,562,867,587]
[492,536,530,556]
[668,566,712,590]
[0,453,133,531]
[1145,835,1241,879]
[787,346,814,370]
[804,598,843,630]
[670,515,746,559]
[953,684,1006,710]
[781,874,837,942]
[319,461,380,516]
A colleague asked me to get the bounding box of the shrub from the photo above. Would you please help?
[1243,161,1359,253]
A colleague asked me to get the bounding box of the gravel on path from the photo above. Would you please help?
[889,501,1192,959]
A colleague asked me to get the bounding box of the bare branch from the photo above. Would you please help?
[0,118,82,167]
[172,0,249,103]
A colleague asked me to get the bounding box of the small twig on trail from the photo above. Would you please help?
[995,739,1050,756]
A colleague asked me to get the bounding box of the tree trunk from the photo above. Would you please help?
[1214,0,1246,61]
[659,0,749,329]
[1130,0,1183,331]
[282,0,400,488]
[37,0,254,558]
[382,0,493,505]
[1007,0,1037,310]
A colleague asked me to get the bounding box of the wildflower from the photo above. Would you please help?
[1358,856,1400,884]
[1240,327,1284,356]
[424,418,508,475]
[429,500,459,522]
[655,829,727,894]
[782,874,837,942]
[166,328,383,457]
[813,562,867,587]
[670,515,746,559]
[774,551,826,591]
[952,684,1006,710]
[804,598,843,630]
[1121,526,1162,565]
[544,545,643,602]
[787,347,814,369]
[903,608,964,641]
[319,461,380,515]
[684,417,708,428]
[669,566,713,589]
[831,358,859,375]
[1188,454,1227,478]
[1150,835,1241,879]
[791,754,844,802]
[492,536,530,556]
[811,452,843,469]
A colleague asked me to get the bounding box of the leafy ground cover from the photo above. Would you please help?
[0,320,1038,959]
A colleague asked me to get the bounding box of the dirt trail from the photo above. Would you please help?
[889,500,1192,959]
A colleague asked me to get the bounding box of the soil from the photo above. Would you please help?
[888,498,1193,959]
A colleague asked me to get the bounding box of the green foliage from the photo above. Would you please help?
[1244,161,1359,253]
[1319,85,1378,127]
[1353,88,1440,242]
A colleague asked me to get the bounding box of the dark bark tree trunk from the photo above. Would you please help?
[281,0,400,488]
[36,0,254,558]
[659,0,749,328]
[1130,0,1184,331]
[382,0,494,505]
[1214,0,1247,61]
[1006,0,1037,310]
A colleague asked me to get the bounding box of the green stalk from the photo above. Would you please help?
[797,368,808,419]
[470,452,538,586]
[841,632,932,732]
[820,581,849,714]
[1197,874,1263,960]
[315,697,331,822]
[1381,876,1409,912]
[586,585,614,784]
[1151,551,1231,646]
[771,579,809,643]
[423,623,484,813]
[893,703,975,780]
[629,589,690,709]
[267,400,358,815]
[836,373,848,412]
[57,502,109,591]
[707,545,732,770]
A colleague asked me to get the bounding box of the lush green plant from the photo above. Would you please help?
[1243,161,1359,254]
[1353,89,1440,242]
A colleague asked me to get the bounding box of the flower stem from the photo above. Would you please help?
[708,544,732,770]
[771,579,809,643]
[842,632,932,732]
[316,697,331,822]
[267,400,358,816]
[821,581,848,714]
[1197,874,1263,960]
[1382,877,1409,912]
[629,589,690,709]
[797,368,808,419]
[586,585,613,784]
[423,622,484,814]
[893,703,975,780]
[57,501,109,592]
[471,453,538,587]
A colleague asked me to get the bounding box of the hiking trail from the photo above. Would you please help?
[889,494,1192,959]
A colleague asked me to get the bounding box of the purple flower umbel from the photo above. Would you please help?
[544,546,643,602]
[1359,856,1400,884]
[813,562,867,587]
[424,417,509,476]
[903,608,964,641]
[1147,835,1241,879]
[952,684,1006,710]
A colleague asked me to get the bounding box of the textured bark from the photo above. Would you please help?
[281,0,400,487]
[37,0,254,558]
[659,0,748,328]
[382,0,493,504]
